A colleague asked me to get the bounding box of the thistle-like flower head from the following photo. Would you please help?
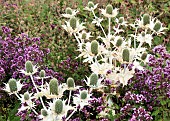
[100,4,118,18]
[84,1,98,11]
[73,90,92,110]
[78,30,92,40]
[150,20,167,35]
[3,78,23,95]
[35,70,50,80]
[40,81,66,99]
[48,99,74,120]
[62,7,79,18]
[91,40,99,55]
[122,48,130,63]
[84,73,104,89]
[20,61,38,76]
[62,17,85,35]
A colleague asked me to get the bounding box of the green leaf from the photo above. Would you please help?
[0,116,5,121]
[160,100,167,105]
[153,36,163,45]
[152,109,160,116]
[8,102,20,121]
[10,117,20,121]
[168,23,170,30]
[130,0,137,4]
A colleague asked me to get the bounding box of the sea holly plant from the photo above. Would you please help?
[62,1,167,120]
[3,2,168,121]
[3,60,89,121]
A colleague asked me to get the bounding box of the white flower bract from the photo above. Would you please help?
[100,8,118,18]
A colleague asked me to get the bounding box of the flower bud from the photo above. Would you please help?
[24,92,30,100]
[82,33,86,39]
[122,48,130,62]
[88,1,94,8]
[25,61,33,73]
[55,99,63,114]
[67,77,75,88]
[141,31,145,37]
[41,109,48,116]
[141,52,147,60]
[65,7,72,15]
[91,40,98,55]
[106,4,113,15]
[8,78,17,92]
[70,17,77,29]
[49,78,58,95]
[39,70,45,78]
[153,21,161,32]
[81,91,87,99]
[89,73,98,86]
[116,38,123,47]
[143,14,150,26]
[119,17,124,23]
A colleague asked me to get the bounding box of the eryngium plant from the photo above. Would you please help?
[62,1,167,120]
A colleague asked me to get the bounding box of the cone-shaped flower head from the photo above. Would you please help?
[82,33,87,40]
[106,4,113,15]
[88,1,94,9]
[84,1,98,11]
[89,73,98,86]
[116,38,123,47]
[8,78,17,92]
[143,14,150,26]
[49,78,59,95]
[67,77,75,89]
[4,79,23,95]
[100,4,118,18]
[153,21,161,32]
[80,90,88,100]
[39,70,46,78]
[141,31,145,37]
[91,40,99,55]
[20,61,38,76]
[41,109,48,116]
[122,48,130,62]
[62,7,79,18]
[65,7,72,15]
[24,92,30,100]
[119,17,124,23]
[70,17,77,30]
[73,90,92,110]
[25,61,33,73]
[141,52,147,60]
[55,99,63,114]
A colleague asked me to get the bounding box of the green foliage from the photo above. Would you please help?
[153,36,164,45]
[7,102,20,121]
